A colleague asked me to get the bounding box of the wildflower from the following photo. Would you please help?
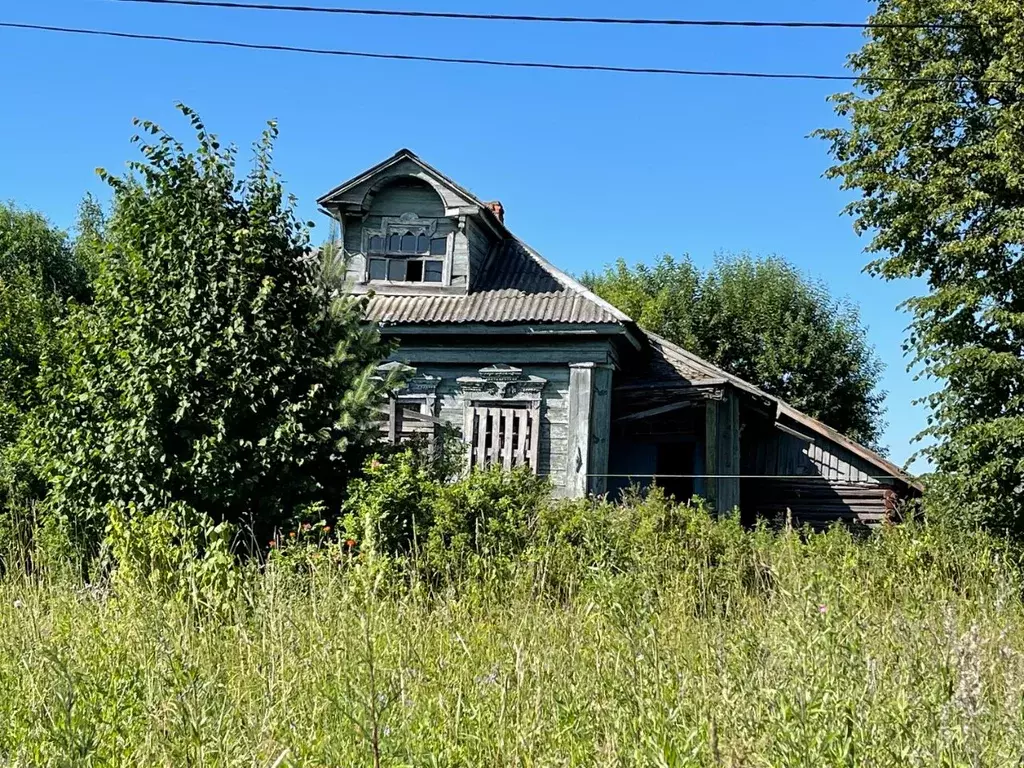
[818,604,828,614]
[323,525,331,533]
[289,531,296,538]
[269,540,277,548]
[369,458,382,470]
[301,523,312,533]
[13,599,24,609]
[346,538,357,549]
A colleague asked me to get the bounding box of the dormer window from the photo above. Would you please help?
[364,213,449,284]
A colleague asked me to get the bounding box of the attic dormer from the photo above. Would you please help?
[318,150,505,295]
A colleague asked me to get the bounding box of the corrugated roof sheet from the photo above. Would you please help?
[365,238,627,325]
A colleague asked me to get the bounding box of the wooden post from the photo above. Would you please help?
[704,396,719,510]
[704,389,740,515]
[566,363,613,498]
[566,364,593,498]
[589,364,613,496]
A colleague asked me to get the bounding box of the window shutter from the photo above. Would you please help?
[465,404,540,473]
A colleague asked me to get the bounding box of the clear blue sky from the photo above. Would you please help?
[1,0,932,468]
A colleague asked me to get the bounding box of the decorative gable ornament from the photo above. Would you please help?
[457,364,547,401]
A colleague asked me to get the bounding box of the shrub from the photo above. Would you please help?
[105,502,238,612]
[425,465,550,574]
[18,107,394,551]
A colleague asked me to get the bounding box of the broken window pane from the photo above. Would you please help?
[406,260,424,282]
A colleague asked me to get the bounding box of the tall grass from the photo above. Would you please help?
[1,504,1023,766]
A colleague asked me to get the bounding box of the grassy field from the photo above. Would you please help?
[1,507,1023,767]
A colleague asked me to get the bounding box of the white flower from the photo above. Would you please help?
[12,599,24,609]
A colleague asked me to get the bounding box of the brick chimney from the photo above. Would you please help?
[486,200,505,225]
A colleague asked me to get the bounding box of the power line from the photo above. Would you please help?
[110,0,968,31]
[2,21,1017,84]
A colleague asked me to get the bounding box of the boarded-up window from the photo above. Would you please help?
[465,403,540,472]
[383,396,438,445]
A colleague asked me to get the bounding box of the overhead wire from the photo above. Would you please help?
[3,21,1019,84]
[106,0,971,30]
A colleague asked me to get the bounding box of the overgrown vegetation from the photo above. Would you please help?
[1,106,396,556]
[1,464,1021,765]
[1,87,1022,763]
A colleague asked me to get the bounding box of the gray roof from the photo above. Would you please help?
[366,238,630,326]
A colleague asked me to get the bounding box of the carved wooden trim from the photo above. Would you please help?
[457,364,547,402]
[374,362,441,414]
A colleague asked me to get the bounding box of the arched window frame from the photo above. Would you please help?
[363,212,451,285]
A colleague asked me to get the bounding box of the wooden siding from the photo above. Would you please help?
[741,478,898,529]
[389,338,618,366]
[371,181,444,218]
[328,156,474,211]
[741,423,900,528]
[745,429,879,484]
[465,217,495,291]
[405,363,572,493]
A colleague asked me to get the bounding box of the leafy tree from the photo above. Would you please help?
[0,203,87,301]
[583,254,886,447]
[0,205,85,450]
[818,0,1024,531]
[21,105,394,547]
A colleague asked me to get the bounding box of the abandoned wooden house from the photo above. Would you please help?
[318,149,921,528]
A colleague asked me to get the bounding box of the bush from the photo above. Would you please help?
[17,107,394,552]
[340,448,550,574]
[105,502,238,612]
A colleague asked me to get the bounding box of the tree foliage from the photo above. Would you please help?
[818,0,1024,531]
[20,105,393,546]
[583,254,886,447]
[0,205,85,450]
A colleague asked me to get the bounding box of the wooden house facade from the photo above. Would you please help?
[319,150,920,527]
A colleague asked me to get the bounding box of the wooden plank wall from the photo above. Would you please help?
[743,426,898,528]
[749,430,878,483]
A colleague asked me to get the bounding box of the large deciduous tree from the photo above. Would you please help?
[21,106,393,546]
[583,254,886,448]
[818,0,1024,531]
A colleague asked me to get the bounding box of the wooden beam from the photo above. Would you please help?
[774,420,817,444]
[589,364,613,496]
[400,410,447,426]
[614,399,698,425]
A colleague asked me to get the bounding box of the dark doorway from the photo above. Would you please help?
[655,442,695,503]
